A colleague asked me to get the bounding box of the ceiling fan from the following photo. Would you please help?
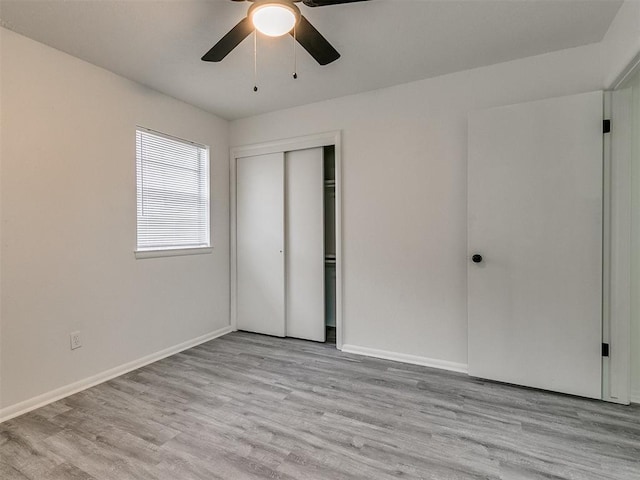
[202,0,369,66]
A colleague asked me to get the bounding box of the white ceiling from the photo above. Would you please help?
[0,0,622,120]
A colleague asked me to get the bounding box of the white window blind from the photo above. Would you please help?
[136,128,210,251]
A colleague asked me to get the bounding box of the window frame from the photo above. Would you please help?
[134,126,212,259]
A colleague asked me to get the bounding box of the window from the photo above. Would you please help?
[136,128,210,256]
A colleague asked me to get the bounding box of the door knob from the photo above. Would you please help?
[472,254,483,263]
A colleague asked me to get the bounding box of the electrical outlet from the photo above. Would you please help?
[70,331,82,350]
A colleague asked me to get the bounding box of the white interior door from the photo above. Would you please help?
[285,148,326,342]
[468,91,603,399]
[236,152,285,337]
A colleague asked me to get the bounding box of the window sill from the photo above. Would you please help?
[134,247,213,259]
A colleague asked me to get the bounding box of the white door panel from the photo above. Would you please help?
[236,153,285,337]
[285,148,325,342]
[468,91,603,399]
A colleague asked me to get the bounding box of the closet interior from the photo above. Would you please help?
[324,146,337,345]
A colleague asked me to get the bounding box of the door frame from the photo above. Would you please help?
[601,58,638,404]
[230,131,344,349]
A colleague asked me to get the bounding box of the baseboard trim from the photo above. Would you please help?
[631,388,640,404]
[341,344,468,374]
[0,325,233,423]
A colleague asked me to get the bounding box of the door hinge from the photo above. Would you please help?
[602,343,610,357]
[603,119,611,134]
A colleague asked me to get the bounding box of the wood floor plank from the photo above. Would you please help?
[1,331,639,479]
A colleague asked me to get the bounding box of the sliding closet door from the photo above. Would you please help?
[285,148,326,342]
[468,91,603,399]
[236,153,285,337]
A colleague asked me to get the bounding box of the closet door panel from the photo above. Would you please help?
[285,148,326,342]
[236,153,285,337]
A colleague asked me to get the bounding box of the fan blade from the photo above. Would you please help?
[202,17,253,62]
[302,0,368,7]
[291,15,340,65]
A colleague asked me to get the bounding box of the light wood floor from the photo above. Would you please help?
[1,331,639,479]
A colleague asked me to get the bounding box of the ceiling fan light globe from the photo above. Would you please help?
[251,4,297,37]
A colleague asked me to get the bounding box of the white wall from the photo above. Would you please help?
[628,72,640,403]
[601,0,640,88]
[2,6,634,414]
[0,25,4,411]
[0,28,230,412]
[230,44,604,368]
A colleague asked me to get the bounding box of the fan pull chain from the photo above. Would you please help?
[292,25,298,80]
[253,30,258,92]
